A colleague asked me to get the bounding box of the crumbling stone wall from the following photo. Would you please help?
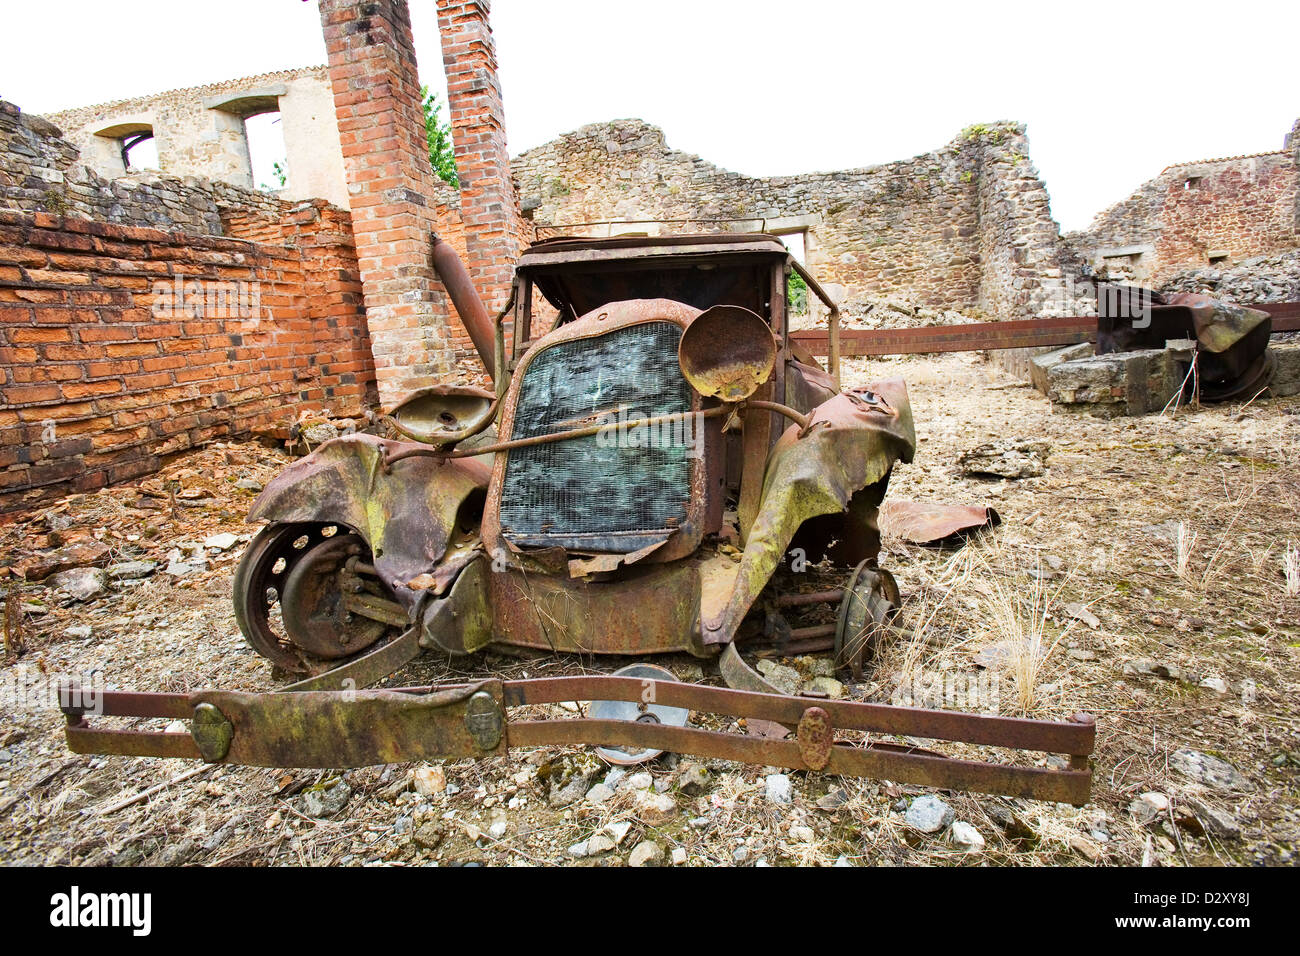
[1067,119,1300,284]
[1160,247,1300,304]
[46,67,350,209]
[511,119,1077,319]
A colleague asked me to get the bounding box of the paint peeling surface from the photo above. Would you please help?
[704,379,916,644]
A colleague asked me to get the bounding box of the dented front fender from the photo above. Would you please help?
[704,379,915,644]
[248,434,490,610]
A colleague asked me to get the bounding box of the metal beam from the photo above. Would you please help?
[788,302,1300,357]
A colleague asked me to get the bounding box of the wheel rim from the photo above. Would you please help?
[233,523,395,673]
[834,561,901,680]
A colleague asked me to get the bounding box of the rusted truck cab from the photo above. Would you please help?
[234,231,913,678]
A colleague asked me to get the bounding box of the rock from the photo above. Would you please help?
[299,779,351,818]
[302,422,340,445]
[948,821,985,852]
[164,544,208,577]
[756,659,800,695]
[624,771,653,791]
[905,795,954,833]
[586,834,615,855]
[538,752,603,807]
[107,560,159,581]
[987,805,1036,842]
[675,763,711,796]
[806,676,845,699]
[1068,833,1105,863]
[1067,648,1098,661]
[633,790,677,825]
[48,567,108,603]
[567,840,590,858]
[805,656,837,678]
[1047,349,1184,417]
[1169,749,1254,792]
[732,845,750,863]
[1123,659,1185,682]
[601,767,626,791]
[203,532,239,551]
[832,855,854,867]
[412,765,446,797]
[765,773,794,805]
[671,846,687,865]
[789,823,815,842]
[155,838,197,867]
[1199,676,1229,694]
[412,822,446,850]
[1030,342,1096,395]
[487,821,507,840]
[1129,792,1170,825]
[959,439,1050,479]
[629,840,664,867]
[235,478,263,492]
[1181,796,1242,839]
[817,788,849,811]
[585,783,615,804]
[605,821,632,845]
[65,624,92,639]
[17,540,111,581]
[1063,603,1100,629]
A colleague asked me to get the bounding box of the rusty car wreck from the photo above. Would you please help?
[61,232,1095,804]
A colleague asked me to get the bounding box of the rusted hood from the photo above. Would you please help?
[249,434,490,609]
[704,380,915,644]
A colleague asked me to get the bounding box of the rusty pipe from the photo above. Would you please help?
[790,258,841,391]
[430,234,496,381]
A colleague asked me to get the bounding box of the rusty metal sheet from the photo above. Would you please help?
[880,500,1001,545]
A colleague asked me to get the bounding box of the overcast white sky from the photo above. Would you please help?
[1,0,1296,231]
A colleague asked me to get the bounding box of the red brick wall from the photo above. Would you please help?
[1153,155,1299,277]
[436,0,528,316]
[0,205,376,513]
[319,0,486,405]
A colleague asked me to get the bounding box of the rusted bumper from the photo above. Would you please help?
[62,678,1094,805]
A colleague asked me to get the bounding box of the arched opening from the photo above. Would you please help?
[204,87,288,194]
[90,119,156,177]
[121,131,158,172]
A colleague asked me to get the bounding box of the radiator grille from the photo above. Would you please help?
[499,322,693,552]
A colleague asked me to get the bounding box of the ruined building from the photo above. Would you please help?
[2,0,1297,513]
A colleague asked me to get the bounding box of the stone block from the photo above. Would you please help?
[1047,348,1187,417]
[1030,341,1095,395]
[1267,343,1300,397]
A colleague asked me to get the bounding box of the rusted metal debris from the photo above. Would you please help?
[1096,285,1275,401]
[880,500,1002,546]
[62,230,1097,805]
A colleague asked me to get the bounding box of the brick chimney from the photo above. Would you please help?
[318,0,476,407]
[435,0,526,316]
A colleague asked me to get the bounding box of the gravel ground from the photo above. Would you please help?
[1,351,1297,867]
